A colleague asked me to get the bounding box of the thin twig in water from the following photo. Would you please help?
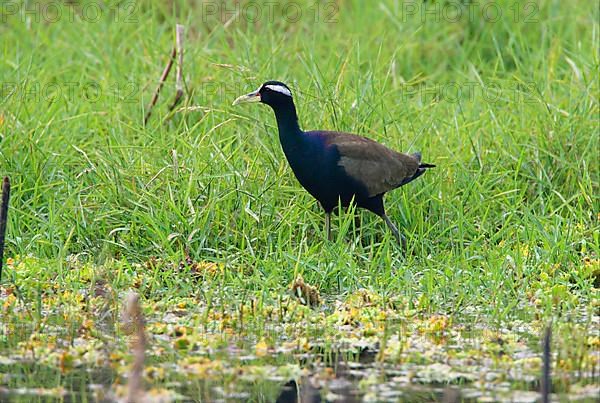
[0,177,10,282]
[144,47,176,125]
[125,292,146,402]
[541,324,552,403]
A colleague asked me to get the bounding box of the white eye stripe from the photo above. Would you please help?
[264,84,292,97]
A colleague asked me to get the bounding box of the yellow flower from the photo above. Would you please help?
[59,351,74,373]
[3,294,16,310]
[255,338,269,357]
[425,315,450,333]
[587,336,600,348]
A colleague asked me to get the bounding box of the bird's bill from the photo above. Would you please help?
[232,90,261,106]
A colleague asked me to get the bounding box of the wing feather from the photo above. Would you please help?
[323,132,420,197]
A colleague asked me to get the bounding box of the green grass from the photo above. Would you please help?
[0,0,598,400]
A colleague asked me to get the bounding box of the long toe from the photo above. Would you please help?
[383,214,406,250]
[398,233,407,250]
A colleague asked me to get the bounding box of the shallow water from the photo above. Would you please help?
[1,308,598,402]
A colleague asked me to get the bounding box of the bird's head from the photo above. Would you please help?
[232,81,293,108]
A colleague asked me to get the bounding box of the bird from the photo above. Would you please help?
[233,81,435,248]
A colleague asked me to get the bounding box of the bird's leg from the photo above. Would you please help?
[325,212,332,241]
[383,214,406,249]
[345,204,362,238]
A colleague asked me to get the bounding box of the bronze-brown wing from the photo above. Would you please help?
[324,131,419,197]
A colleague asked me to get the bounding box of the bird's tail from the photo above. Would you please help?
[412,152,436,168]
[397,152,435,186]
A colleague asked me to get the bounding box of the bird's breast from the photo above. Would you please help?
[280,138,367,210]
[281,139,334,193]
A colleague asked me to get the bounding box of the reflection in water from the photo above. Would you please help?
[276,380,321,403]
[276,380,299,403]
[274,378,465,403]
[276,378,370,403]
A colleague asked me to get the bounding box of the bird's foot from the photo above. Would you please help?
[397,233,407,251]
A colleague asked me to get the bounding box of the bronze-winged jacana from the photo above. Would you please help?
[233,81,434,247]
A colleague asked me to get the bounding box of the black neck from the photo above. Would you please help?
[270,99,302,137]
